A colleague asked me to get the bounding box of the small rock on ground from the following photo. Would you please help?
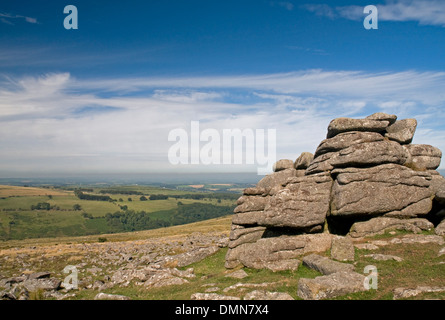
[244,290,294,300]
[94,292,131,300]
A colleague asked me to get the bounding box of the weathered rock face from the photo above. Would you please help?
[256,168,301,194]
[330,164,433,218]
[297,271,367,300]
[262,173,332,229]
[385,119,417,144]
[225,233,333,269]
[294,152,314,169]
[348,217,434,238]
[404,144,442,170]
[273,159,294,172]
[365,112,397,124]
[307,134,408,174]
[327,118,389,138]
[226,113,444,271]
[314,131,385,158]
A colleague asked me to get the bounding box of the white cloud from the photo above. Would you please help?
[0,12,39,25]
[303,0,445,27]
[1,69,445,174]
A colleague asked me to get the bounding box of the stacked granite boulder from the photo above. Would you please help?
[225,113,445,270]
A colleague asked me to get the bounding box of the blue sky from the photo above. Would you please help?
[1,0,445,175]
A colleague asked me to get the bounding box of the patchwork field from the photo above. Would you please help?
[0,185,238,240]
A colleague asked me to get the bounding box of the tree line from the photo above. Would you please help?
[74,190,112,201]
[102,202,235,232]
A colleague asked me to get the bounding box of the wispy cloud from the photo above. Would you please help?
[270,1,295,11]
[302,4,337,19]
[303,0,445,27]
[0,12,39,25]
[1,69,445,173]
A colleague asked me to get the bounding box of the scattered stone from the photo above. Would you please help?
[223,281,284,293]
[302,254,354,275]
[204,287,220,293]
[225,269,248,279]
[354,243,379,250]
[22,278,61,292]
[162,246,220,268]
[438,247,445,257]
[364,254,403,262]
[28,271,51,280]
[191,293,240,300]
[144,274,189,288]
[297,271,367,300]
[330,236,355,262]
[244,290,294,300]
[389,234,444,246]
[94,292,131,300]
[393,286,445,300]
[0,291,16,300]
[263,259,300,272]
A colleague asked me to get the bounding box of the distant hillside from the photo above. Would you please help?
[0,185,237,241]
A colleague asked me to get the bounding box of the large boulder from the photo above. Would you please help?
[294,152,314,169]
[302,254,355,275]
[403,144,442,170]
[329,140,408,168]
[234,195,269,213]
[385,119,417,144]
[366,112,397,124]
[297,271,367,300]
[314,131,385,158]
[436,219,445,236]
[330,164,432,218]
[327,117,389,138]
[307,138,408,175]
[261,173,332,229]
[257,168,301,193]
[330,236,355,262]
[273,159,294,172]
[348,217,434,238]
[225,233,333,269]
[228,225,266,249]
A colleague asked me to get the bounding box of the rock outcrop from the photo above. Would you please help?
[226,113,445,271]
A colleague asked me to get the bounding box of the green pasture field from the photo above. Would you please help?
[0,185,237,241]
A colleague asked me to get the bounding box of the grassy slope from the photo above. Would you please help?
[0,215,444,300]
[82,230,445,300]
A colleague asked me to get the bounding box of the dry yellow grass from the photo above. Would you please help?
[188,184,204,188]
[0,215,232,249]
[0,185,69,197]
